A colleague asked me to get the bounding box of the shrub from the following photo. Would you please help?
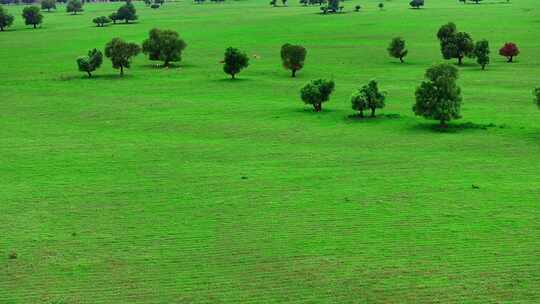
[142,28,187,67]
[223,47,249,79]
[77,48,103,77]
[280,43,307,77]
[300,79,335,112]
[499,42,519,63]
[413,64,462,127]
[8,251,17,260]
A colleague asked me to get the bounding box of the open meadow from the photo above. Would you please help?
[1,0,539,302]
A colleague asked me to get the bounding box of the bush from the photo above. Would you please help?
[8,251,17,260]
[300,79,335,112]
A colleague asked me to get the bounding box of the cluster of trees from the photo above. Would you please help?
[145,0,164,8]
[108,1,137,24]
[0,0,86,30]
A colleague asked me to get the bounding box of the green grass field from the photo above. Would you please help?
[1,0,539,302]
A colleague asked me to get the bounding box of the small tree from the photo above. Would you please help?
[473,39,490,70]
[280,43,307,77]
[93,16,111,27]
[22,6,43,29]
[354,5,360,11]
[409,0,424,8]
[387,37,408,63]
[142,28,187,67]
[352,80,385,117]
[413,64,462,127]
[300,79,335,112]
[66,0,83,15]
[77,48,103,77]
[104,37,141,76]
[437,23,474,65]
[41,0,56,12]
[223,47,249,79]
[0,6,14,32]
[534,87,540,109]
[499,42,519,63]
[378,2,383,10]
[116,2,137,23]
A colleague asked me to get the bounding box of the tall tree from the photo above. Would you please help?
[104,38,141,76]
[280,43,307,77]
[41,0,56,12]
[22,6,43,29]
[437,22,474,65]
[0,6,14,31]
[351,80,386,117]
[77,49,103,77]
[300,79,335,112]
[387,37,408,63]
[223,47,249,79]
[142,28,187,67]
[473,39,490,70]
[116,2,137,24]
[499,42,519,63]
[413,64,462,127]
[66,0,83,15]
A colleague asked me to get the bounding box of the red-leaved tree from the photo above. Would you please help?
[499,42,520,63]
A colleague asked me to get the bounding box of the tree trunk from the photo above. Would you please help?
[125,19,129,24]
[399,56,404,63]
[120,66,124,76]
[370,107,376,117]
[508,56,513,63]
[439,119,447,128]
[359,109,364,118]
[87,71,92,77]
[481,64,485,70]
[457,56,463,65]
[0,26,3,32]
[33,23,37,29]
[231,73,235,80]
[292,69,296,77]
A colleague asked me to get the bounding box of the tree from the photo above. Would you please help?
[300,79,335,112]
[436,23,474,65]
[387,37,408,63]
[66,0,83,15]
[0,6,14,32]
[534,87,540,109]
[378,2,383,10]
[116,2,137,24]
[280,43,307,77]
[473,39,490,70]
[104,38,141,76]
[93,16,111,27]
[409,0,424,8]
[499,42,519,63]
[109,12,119,24]
[77,48,103,77]
[223,47,249,79]
[351,80,386,117]
[22,6,43,29]
[41,0,56,12]
[142,28,187,67]
[413,64,462,127]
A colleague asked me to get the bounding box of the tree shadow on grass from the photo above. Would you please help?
[212,77,253,82]
[57,74,133,81]
[293,107,337,114]
[346,113,401,123]
[138,63,197,70]
[410,121,500,133]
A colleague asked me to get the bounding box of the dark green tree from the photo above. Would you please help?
[437,23,474,65]
[0,6,14,31]
[41,0,56,12]
[300,79,335,112]
[409,0,424,8]
[66,0,83,15]
[142,28,187,67]
[280,43,307,77]
[473,39,490,70]
[93,16,111,27]
[109,12,119,24]
[77,48,103,77]
[378,2,383,9]
[413,64,462,127]
[223,47,249,79]
[116,2,137,23]
[387,37,408,63]
[534,87,540,109]
[22,6,43,29]
[104,37,141,76]
[351,80,386,117]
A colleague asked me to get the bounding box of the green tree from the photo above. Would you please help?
[437,22,474,65]
[104,38,141,76]
[280,43,307,77]
[22,6,43,29]
[116,2,137,24]
[109,12,119,24]
[409,0,424,8]
[351,80,386,117]
[534,87,540,109]
[300,79,335,112]
[77,49,103,77]
[0,6,14,32]
[473,39,490,70]
[142,28,187,67]
[41,0,56,12]
[93,16,111,27]
[223,47,249,79]
[413,64,462,127]
[387,37,408,63]
[66,0,83,15]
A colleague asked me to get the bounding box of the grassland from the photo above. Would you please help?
[0,0,539,303]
